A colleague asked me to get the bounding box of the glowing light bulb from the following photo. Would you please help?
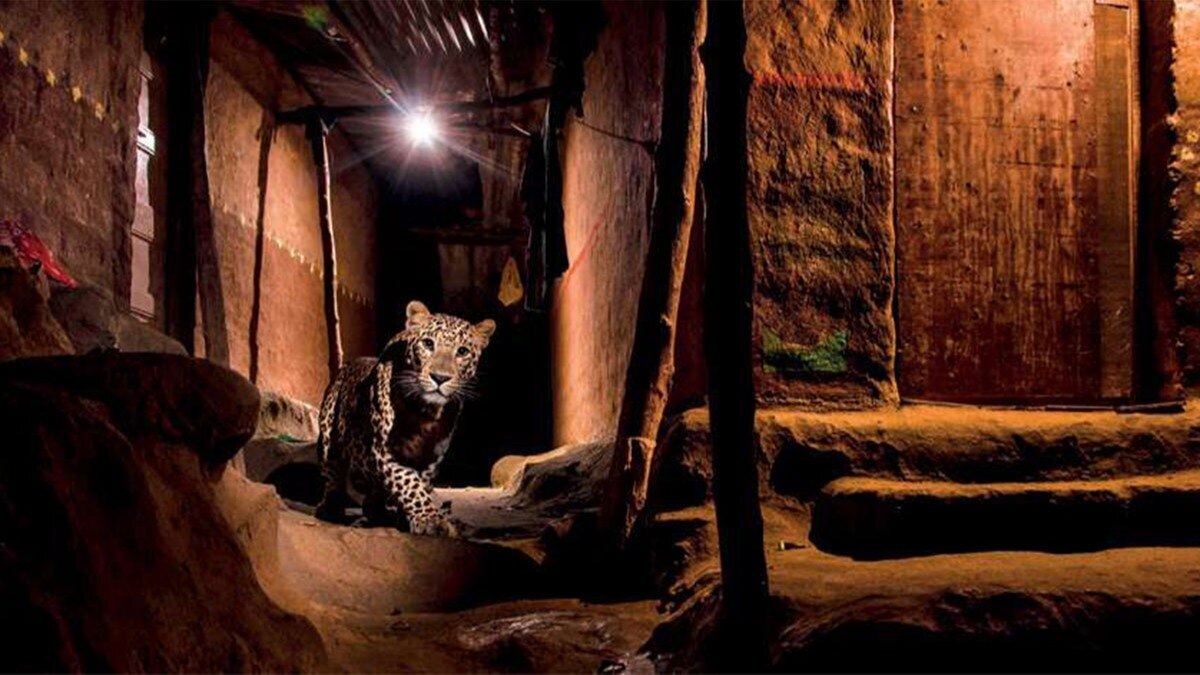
[404,111,439,146]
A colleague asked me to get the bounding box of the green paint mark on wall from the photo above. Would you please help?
[763,329,849,376]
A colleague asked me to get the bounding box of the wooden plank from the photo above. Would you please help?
[895,0,1106,402]
[1094,3,1135,399]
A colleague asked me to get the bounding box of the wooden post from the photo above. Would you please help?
[701,0,769,667]
[162,6,203,353]
[599,0,707,548]
[308,117,343,379]
[162,2,227,364]
[190,17,229,368]
[248,112,274,384]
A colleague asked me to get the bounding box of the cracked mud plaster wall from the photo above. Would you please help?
[745,0,897,408]
[551,1,708,445]
[0,1,141,306]
[201,12,378,405]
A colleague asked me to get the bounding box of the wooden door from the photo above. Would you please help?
[895,0,1136,402]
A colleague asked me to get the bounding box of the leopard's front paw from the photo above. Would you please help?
[408,513,464,538]
[440,516,464,539]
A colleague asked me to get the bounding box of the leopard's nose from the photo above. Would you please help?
[430,373,451,386]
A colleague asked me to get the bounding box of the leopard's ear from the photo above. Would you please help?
[474,319,496,340]
[406,300,431,329]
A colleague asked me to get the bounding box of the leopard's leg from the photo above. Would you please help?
[314,390,349,523]
[362,490,399,529]
[365,361,456,536]
[380,460,459,537]
[416,415,456,511]
[422,408,459,487]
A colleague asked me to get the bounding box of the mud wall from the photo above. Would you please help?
[551,1,664,444]
[551,0,895,443]
[552,1,708,445]
[0,4,379,405]
[203,13,378,405]
[0,1,141,305]
[1174,0,1200,390]
[744,0,896,408]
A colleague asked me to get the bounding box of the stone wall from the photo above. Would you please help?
[0,1,141,305]
[744,0,896,408]
[204,13,378,405]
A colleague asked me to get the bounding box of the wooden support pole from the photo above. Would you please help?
[163,2,228,365]
[308,117,343,379]
[191,20,229,368]
[701,0,769,667]
[162,13,198,354]
[599,0,707,549]
[248,112,275,385]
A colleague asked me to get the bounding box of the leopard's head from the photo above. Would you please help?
[381,300,495,407]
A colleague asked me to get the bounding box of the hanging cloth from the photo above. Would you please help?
[521,131,550,310]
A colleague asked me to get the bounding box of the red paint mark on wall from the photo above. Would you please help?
[754,70,870,93]
[559,219,604,292]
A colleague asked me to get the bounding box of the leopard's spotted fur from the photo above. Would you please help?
[314,300,495,536]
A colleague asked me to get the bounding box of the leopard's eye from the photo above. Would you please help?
[420,338,435,351]
[456,346,470,358]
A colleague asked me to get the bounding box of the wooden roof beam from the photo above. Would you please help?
[275,85,553,124]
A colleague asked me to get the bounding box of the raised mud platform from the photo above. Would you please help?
[664,405,1200,499]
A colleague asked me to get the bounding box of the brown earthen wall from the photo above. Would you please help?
[551,1,670,445]
[1175,0,1200,390]
[744,0,896,408]
[204,13,378,405]
[0,1,141,304]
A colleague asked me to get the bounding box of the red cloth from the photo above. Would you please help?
[0,220,76,287]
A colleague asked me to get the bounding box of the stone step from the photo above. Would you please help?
[810,470,1200,559]
[660,404,1200,503]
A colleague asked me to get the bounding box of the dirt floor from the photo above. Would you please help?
[315,597,661,673]
[218,466,669,673]
[226,424,1200,672]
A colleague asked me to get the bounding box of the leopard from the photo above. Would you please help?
[313,300,495,536]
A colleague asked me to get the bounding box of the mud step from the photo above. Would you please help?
[649,541,1200,672]
[810,470,1200,559]
[662,405,1200,502]
[276,509,543,613]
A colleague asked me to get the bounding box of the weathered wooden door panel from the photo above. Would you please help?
[895,0,1134,402]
